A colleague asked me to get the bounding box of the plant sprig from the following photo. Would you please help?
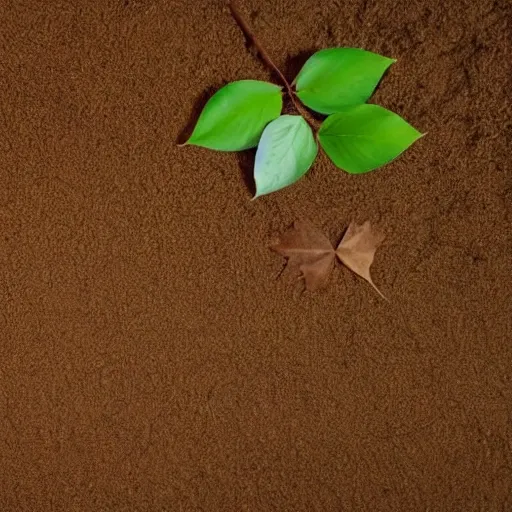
[180,2,424,198]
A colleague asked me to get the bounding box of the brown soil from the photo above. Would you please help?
[1,0,511,510]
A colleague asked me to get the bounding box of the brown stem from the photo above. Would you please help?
[229,2,320,131]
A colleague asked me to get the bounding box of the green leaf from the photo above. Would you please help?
[294,48,396,114]
[318,104,423,174]
[254,115,317,198]
[185,80,282,151]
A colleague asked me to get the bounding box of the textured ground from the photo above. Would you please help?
[1,0,511,510]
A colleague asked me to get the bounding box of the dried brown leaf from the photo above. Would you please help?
[271,219,335,291]
[335,221,386,299]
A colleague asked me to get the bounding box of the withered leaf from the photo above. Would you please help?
[271,219,335,291]
[272,219,386,298]
[335,221,386,299]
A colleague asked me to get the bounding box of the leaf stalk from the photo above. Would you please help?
[229,2,320,131]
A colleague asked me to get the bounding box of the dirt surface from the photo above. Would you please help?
[1,0,511,510]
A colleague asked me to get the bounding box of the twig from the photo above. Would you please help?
[229,2,320,131]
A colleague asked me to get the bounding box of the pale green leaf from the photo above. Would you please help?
[185,80,282,151]
[254,115,317,198]
[318,104,423,174]
[294,48,396,114]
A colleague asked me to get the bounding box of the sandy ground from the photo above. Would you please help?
[1,0,511,510]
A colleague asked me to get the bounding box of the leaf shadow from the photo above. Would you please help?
[283,49,315,83]
[371,66,396,99]
[176,86,217,145]
[236,149,257,197]
[265,49,315,93]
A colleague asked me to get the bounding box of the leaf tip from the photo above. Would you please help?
[372,283,388,301]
